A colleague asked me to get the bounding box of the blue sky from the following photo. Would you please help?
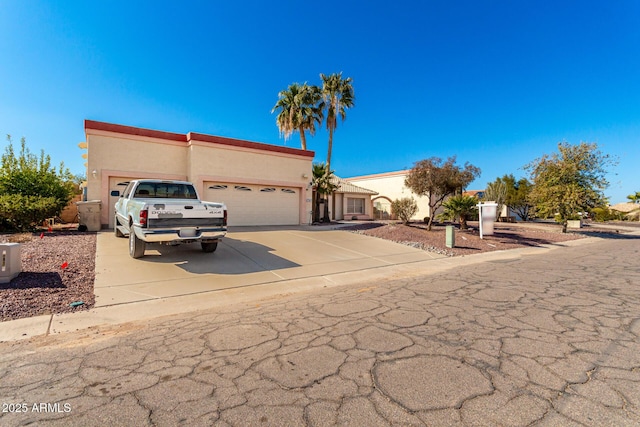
[1,1,638,203]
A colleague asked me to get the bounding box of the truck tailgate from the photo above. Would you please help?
[146,202,225,228]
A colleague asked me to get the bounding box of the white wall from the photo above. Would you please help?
[347,171,431,220]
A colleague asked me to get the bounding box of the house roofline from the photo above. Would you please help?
[84,120,315,158]
[345,170,411,180]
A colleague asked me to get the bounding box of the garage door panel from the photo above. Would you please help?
[204,183,299,226]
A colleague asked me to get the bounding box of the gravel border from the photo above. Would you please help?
[0,231,96,322]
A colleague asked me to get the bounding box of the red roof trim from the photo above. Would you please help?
[84,120,314,158]
[84,120,187,142]
[188,132,314,158]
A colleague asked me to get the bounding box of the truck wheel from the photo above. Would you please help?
[114,217,125,238]
[129,229,146,258]
[201,242,218,253]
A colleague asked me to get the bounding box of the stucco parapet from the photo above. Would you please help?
[188,132,314,159]
[345,170,411,181]
[84,119,315,159]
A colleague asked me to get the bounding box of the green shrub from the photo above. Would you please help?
[0,136,75,230]
[0,194,59,231]
[391,197,418,225]
[591,207,609,222]
[437,195,478,230]
[423,216,430,224]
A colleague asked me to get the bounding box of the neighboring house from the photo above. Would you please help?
[463,190,485,199]
[464,190,524,221]
[326,176,378,221]
[610,202,640,221]
[345,170,432,221]
[84,120,314,228]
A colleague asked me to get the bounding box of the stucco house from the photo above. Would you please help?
[84,120,316,228]
[345,170,432,221]
[610,202,640,221]
[322,177,378,221]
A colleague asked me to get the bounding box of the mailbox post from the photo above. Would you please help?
[477,202,498,239]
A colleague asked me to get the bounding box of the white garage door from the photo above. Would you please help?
[203,183,300,226]
[108,177,137,228]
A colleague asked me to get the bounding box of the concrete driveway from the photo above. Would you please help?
[94,226,446,307]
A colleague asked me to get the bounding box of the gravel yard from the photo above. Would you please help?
[341,220,626,256]
[0,231,96,322]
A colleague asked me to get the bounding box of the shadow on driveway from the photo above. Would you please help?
[134,236,300,275]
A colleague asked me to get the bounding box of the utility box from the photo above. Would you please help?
[445,225,455,248]
[0,243,21,284]
[76,200,102,231]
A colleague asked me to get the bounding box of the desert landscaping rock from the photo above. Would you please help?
[343,220,623,257]
[0,231,96,321]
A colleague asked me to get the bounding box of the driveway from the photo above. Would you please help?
[94,226,446,307]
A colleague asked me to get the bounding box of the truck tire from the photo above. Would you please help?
[129,228,146,258]
[201,242,218,253]
[114,216,125,238]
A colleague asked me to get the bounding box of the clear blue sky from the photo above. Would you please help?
[1,1,638,203]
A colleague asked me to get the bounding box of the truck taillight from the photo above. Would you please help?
[140,209,148,227]
[223,209,227,226]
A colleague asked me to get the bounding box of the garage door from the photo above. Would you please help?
[203,183,300,226]
[108,177,137,228]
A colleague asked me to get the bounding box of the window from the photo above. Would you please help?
[209,184,228,190]
[122,182,134,198]
[234,185,252,191]
[260,187,276,192]
[281,189,296,194]
[347,198,365,214]
[133,183,198,199]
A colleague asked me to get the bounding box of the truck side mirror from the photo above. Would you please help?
[110,190,121,197]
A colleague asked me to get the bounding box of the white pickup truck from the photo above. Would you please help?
[112,180,227,258]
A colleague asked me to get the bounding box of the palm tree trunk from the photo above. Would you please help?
[326,127,334,172]
[323,195,330,222]
[298,126,307,150]
[313,191,321,223]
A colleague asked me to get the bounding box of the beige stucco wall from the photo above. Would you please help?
[189,141,312,225]
[86,125,313,227]
[329,193,374,221]
[86,131,189,225]
[347,171,431,220]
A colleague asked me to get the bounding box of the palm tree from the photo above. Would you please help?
[627,191,640,204]
[320,72,355,172]
[438,195,478,230]
[272,83,323,150]
[312,162,338,223]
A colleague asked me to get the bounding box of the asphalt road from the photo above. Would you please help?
[1,234,639,426]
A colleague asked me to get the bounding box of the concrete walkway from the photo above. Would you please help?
[0,231,638,425]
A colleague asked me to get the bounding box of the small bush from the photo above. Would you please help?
[591,207,608,222]
[391,197,418,225]
[0,194,59,231]
[0,136,75,214]
[423,216,430,224]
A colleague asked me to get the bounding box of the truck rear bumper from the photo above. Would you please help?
[134,227,227,243]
